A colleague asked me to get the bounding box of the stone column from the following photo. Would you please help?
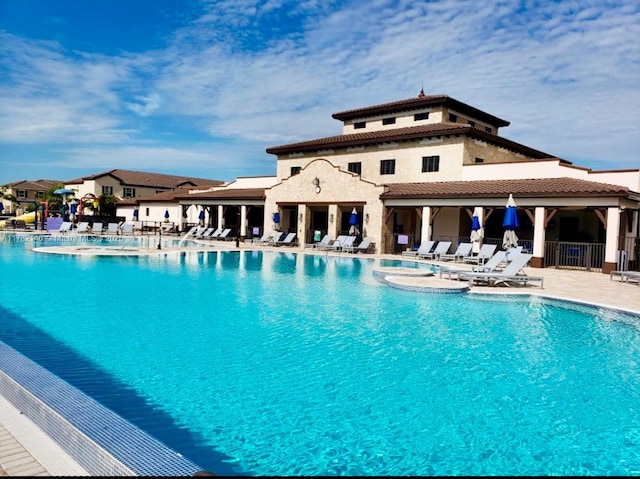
[421,206,432,243]
[217,205,224,229]
[240,205,247,239]
[328,204,339,239]
[603,207,621,274]
[530,207,546,268]
[297,204,306,249]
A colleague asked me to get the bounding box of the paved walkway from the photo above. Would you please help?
[1,243,638,476]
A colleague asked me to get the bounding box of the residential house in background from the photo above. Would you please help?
[0,179,62,214]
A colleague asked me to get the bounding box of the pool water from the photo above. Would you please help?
[0,236,639,475]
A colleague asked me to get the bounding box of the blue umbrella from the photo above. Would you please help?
[164,210,170,222]
[198,210,205,225]
[272,212,280,224]
[69,202,77,214]
[470,206,483,251]
[502,194,519,249]
[132,208,139,219]
[0,202,4,213]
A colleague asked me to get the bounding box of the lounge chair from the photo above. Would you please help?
[253,232,273,244]
[343,237,373,254]
[267,232,285,246]
[106,223,120,235]
[327,235,356,252]
[402,240,435,258]
[75,221,90,234]
[317,235,347,251]
[207,227,224,240]
[458,253,544,288]
[217,228,232,240]
[121,223,134,235]
[439,242,473,262]
[419,241,452,260]
[196,227,214,239]
[462,243,497,265]
[90,222,103,235]
[57,221,73,233]
[275,232,297,247]
[610,270,640,285]
[306,234,332,249]
[440,251,507,280]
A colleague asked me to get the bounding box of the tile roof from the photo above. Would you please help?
[380,177,630,199]
[6,179,63,190]
[331,93,510,127]
[65,169,224,189]
[130,187,195,203]
[266,122,554,159]
[175,188,266,201]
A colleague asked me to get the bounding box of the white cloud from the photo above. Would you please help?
[0,0,638,185]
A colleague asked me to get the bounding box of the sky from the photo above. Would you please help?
[0,0,638,186]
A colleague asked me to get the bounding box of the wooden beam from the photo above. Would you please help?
[594,208,607,228]
[465,207,473,219]
[524,208,535,223]
[385,207,395,225]
[544,208,558,228]
[431,207,442,222]
[415,207,422,220]
[484,208,495,221]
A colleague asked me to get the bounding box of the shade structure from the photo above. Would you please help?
[348,207,360,235]
[502,194,519,249]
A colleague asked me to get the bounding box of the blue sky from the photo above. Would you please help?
[0,0,638,185]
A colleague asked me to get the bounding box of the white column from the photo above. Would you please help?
[217,205,224,228]
[328,204,339,239]
[240,205,247,237]
[297,204,306,249]
[421,206,432,243]
[533,207,546,259]
[604,207,621,265]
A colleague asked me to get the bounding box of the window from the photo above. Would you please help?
[468,120,476,128]
[102,185,113,195]
[290,166,301,176]
[17,190,26,198]
[380,159,396,175]
[484,126,492,134]
[422,155,440,172]
[382,117,396,125]
[348,162,362,175]
[354,121,366,129]
[414,112,429,121]
[474,157,484,164]
[448,113,457,122]
[36,191,45,198]
[123,187,136,198]
[145,208,150,216]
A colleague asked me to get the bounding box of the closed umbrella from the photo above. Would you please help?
[0,202,4,213]
[272,212,280,229]
[470,206,483,253]
[198,209,205,225]
[164,210,170,222]
[502,194,519,250]
[348,207,359,235]
[132,208,139,220]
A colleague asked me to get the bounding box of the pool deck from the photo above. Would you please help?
[1,239,639,476]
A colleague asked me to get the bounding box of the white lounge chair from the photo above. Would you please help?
[326,235,356,252]
[458,253,543,288]
[306,234,332,249]
[196,227,214,239]
[275,232,297,247]
[57,221,73,233]
[207,227,224,240]
[253,232,273,244]
[462,243,497,265]
[106,223,120,235]
[419,241,451,260]
[121,223,134,235]
[440,251,507,280]
[439,242,473,262]
[343,237,373,254]
[317,235,347,251]
[217,228,232,240]
[267,232,285,246]
[610,270,640,285]
[91,222,103,235]
[75,221,90,234]
[402,240,435,258]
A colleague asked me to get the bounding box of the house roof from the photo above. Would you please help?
[175,188,267,201]
[380,177,630,199]
[65,169,224,189]
[6,179,63,190]
[331,92,510,127]
[127,186,195,204]
[266,122,555,160]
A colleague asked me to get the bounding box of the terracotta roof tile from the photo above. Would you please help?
[266,123,552,159]
[380,177,629,199]
[65,169,224,189]
[331,93,510,126]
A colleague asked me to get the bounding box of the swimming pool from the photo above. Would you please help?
[1,234,639,475]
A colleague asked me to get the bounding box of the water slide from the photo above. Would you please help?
[0,211,36,229]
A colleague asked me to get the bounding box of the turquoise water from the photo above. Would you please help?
[1,234,639,475]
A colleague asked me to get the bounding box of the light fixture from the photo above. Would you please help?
[313,177,321,194]
[299,213,303,222]
[365,213,370,224]
[330,214,334,223]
